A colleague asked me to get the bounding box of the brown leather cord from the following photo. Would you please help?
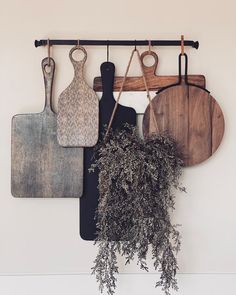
[136,49,159,134]
[47,39,51,66]
[148,40,151,54]
[105,48,159,139]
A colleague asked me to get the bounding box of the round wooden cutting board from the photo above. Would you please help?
[143,82,225,167]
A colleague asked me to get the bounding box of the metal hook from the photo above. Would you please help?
[178,53,188,84]
[106,41,109,62]
[134,40,137,51]
[181,35,184,55]
[77,39,80,46]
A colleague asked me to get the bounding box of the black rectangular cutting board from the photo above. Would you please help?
[11,58,83,198]
[79,62,137,240]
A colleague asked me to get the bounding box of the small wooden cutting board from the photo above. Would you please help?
[11,58,83,198]
[80,61,137,240]
[57,46,99,147]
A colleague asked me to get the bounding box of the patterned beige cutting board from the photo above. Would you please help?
[57,46,99,147]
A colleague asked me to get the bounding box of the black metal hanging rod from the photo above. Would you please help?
[35,39,199,49]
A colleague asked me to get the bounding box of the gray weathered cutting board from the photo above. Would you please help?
[11,58,83,198]
[57,46,99,147]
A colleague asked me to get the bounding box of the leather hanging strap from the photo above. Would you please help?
[105,48,159,139]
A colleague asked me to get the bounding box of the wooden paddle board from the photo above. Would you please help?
[57,46,99,147]
[80,62,136,240]
[11,58,83,197]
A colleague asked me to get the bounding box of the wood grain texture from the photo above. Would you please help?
[211,100,225,154]
[93,51,206,91]
[143,84,225,166]
[57,46,99,147]
[187,87,212,166]
[11,58,83,198]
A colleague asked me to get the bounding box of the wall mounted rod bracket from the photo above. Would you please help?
[34,39,199,49]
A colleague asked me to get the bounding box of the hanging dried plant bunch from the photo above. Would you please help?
[90,124,185,295]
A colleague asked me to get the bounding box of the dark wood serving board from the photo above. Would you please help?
[94,51,206,92]
[11,58,83,198]
[80,61,137,240]
[143,55,225,167]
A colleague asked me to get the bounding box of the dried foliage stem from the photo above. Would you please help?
[90,125,185,295]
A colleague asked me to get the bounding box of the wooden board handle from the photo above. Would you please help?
[69,46,87,69]
[100,62,115,95]
[140,50,158,77]
[41,57,55,111]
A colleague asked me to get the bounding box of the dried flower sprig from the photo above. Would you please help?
[91,124,185,295]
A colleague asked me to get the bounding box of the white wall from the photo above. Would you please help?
[0,0,236,294]
[1,274,236,295]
